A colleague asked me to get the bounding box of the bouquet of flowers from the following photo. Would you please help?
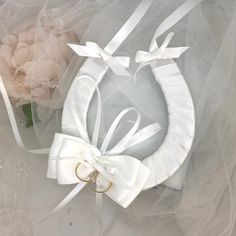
[0,20,79,126]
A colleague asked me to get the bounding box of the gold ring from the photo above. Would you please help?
[75,163,96,183]
[75,162,112,193]
[89,173,113,193]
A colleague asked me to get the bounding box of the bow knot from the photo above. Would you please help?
[135,32,189,63]
[48,132,152,207]
[68,42,131,76]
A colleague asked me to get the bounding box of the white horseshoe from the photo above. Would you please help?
[62,55,195,190]
[62,0,198,189]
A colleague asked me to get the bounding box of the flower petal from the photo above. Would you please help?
[12,43,32,67]
[1,34,18,49]
[0,45,14,67]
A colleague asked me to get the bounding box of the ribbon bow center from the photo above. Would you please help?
[68,42,131,76]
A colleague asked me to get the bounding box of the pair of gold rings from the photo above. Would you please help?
[75,163,112,193]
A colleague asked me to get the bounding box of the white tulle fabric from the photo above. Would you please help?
[1,0,236,236]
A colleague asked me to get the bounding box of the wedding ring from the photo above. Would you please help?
[75,162,112,193]
[75,163,96,183]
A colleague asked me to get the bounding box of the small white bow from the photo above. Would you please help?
[135,32,189,63]
[68,42,131,76]
[48,133,150,208]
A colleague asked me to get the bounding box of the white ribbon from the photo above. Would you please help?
[136,32,188,62]
[0,77,50,155]
[134,32,188,79]
[47,76,161,212]
[68,42,131,76]
[149,0,204,52]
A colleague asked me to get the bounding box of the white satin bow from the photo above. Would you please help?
[68,42,131,76]
[48,133,150,208]
[135,32,189,63]
[134,32,188,80]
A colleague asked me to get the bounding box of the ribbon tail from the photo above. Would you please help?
[160,32,175,48]
[96,192,103,236]
[0,76,50,155]
[104,56,131,77]
[160,47,189,59]
[175,46,189,57]
[92,87,102,146]
[133,61,151,82]
[38,182,86,224]
[67,43,100,58]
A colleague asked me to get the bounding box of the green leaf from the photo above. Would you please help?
[22,103,34,128]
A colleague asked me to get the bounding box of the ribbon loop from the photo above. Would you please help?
[68,43,131,76]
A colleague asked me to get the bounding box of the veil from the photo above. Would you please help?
[0,0,236,235]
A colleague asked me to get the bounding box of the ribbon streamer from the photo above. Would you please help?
[0,77,49,155]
